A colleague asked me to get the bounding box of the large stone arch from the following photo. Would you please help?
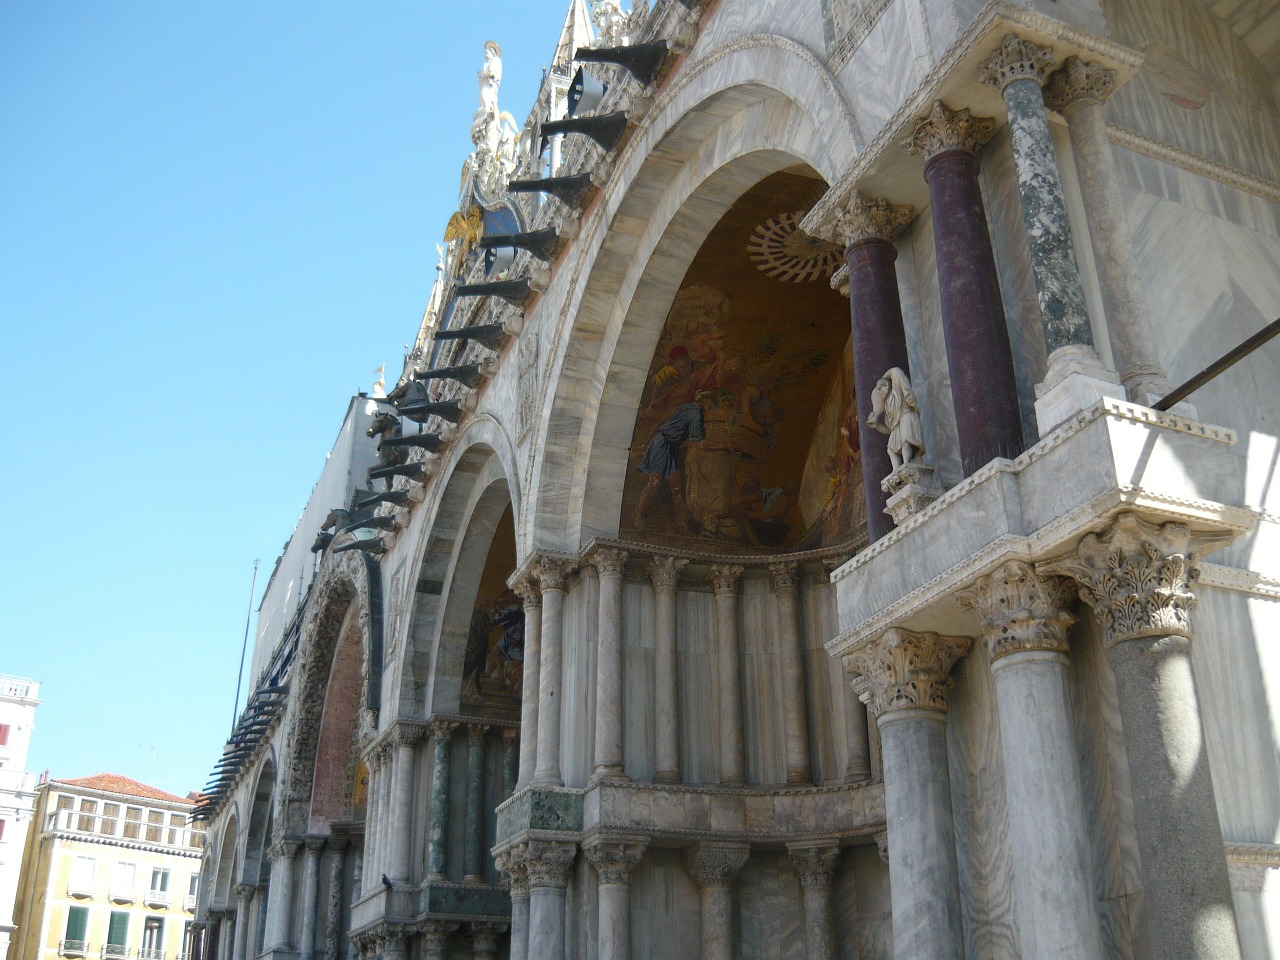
[524,36,861,550]
[240,759,275,885]
[211,810,240,910]
[277,549,380,835]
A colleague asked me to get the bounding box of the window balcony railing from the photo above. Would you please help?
[59,940,90,957]
[66,882,94,899]
[138,948,165,960]
[101,947,130,959]
[183,894,196,911]
[109,888,135,903]
[145,890,171,907]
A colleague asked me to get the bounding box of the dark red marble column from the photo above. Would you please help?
[838,193,915,542]
[906,101,1023,476]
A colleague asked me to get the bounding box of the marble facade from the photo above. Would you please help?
[193,1,1280,959]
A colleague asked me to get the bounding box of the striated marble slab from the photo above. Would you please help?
[495,786,585,844]
[418,879,510,921]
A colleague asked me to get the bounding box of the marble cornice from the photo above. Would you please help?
[803,0,1142,241]
[1197,562,1280,600]
[1105,124,1280,206]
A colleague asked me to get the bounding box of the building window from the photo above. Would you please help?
[122,807,142,840]
[100,803,120,837]
[76,799,97,833]
[167,813,184,846]
[62,904,89,954]
[68,855,96,897]
[56,795,74,813]
[140,917,164,960]
[111,862,136,902]
[0,723,9,745]
[147,867,170,906]
[105,911,129,958]
[180,920,193,960]
[145,810,164,843]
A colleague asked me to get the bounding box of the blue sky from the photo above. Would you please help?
[1,1,566,797]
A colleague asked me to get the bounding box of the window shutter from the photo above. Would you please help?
[107,911,129,947]
[65,906,88,941]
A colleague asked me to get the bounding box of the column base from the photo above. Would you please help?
[590,765,628,784]
[881,463,940,525]
[1035,345,1124,433]
[786,768,813,786]
[654,770,680,784]
[462,874,484,884]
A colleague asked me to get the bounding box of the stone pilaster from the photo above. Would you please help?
[842,628,970,960]
[958,561,1104,960]
[265,838,299,951]
[496,851,531,960]
[592,547,629,779]
[1042,513,1242,960]
[710,564,746,785]
[323,839,347,960]
[463,723,489,882]
[298,837,324,960]
[389,724,423,883]
[787,842,839,960]
[418,921,457,960]
[1044,56,1173,404]
[833,191,915,541]
[583,835,648,960]
[521,839,577,960]
[650,555,688,783]
[904,101,1023,475]
[426,718,459,879]
[684,843,751,960]
[534,557,573,787]
[769,562,812,784]
[232,884,254,960]
[513,577,542,788]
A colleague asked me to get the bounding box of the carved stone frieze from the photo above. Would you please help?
[1039,513,1231,648]
[591,547,629,578]
[841,628,972,717]
[709,564,744,597]
[956,560,1076,662]
[649,555,689,589]
[1044,56,1118,113]
[683,842,750,888]
[786,842,840,887]
[902,101,997,159]
[978,33,1055,90]
[833,191,913,246]
[582,834,649,885]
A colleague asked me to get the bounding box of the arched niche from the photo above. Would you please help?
[211,812,239,909]
[241,759,275,885]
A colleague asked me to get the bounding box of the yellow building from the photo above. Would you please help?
[6,775,204,960]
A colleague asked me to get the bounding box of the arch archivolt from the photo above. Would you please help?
[524,36,860,550]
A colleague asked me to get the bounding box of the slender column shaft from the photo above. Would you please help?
[905,102,1022,475]
[584,836,646,960]
[427,720,458,879]
[232,886,253,960]
[534,558,571,787]
[650,556,687,783]
[523,840,576,960]
[299,839,323,960]
[499,857,531,960]
[419,922,456,960]
[389,733,418,882]
[501,728,520,798]
[771,563,811,784]
[1046,57,1171,400]
[835,193,915,541]
[592,548,629,778]
[266,840,298,950]
[471,924,502,960]
[514,579,542,787]
[684,844,749,960]
[381,933,408,960]
[362,759,379,880]
[788,844,838,960]
[323,841,346,960]
[710,565,745,785]
[463,724,488,882]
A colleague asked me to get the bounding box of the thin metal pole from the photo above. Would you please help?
[231,559,260,732]
[1155,317,1280,411]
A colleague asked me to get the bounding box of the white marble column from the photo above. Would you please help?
[427,718,459,880]
[389,725,422,883]
[844,628,971,960]
[534,557,572,787]
[650,555,687,783]
[463,723,489,882]
[592,547,629,780]
[1044,57,1173,403]
[787,842,839,960]
[232,884,254,960]
[496,852,531,960]
[265,838,299,951]
[298,837,324,960]
[1044,514,1242,960]
[770,562,812,784]
[522,839,577,960]
[583,835,648,960]
[378,930,408,960]
[958,561,1104,960]
[470,923,504,960]
[710,564,745,785]
[207,912,225,960]
[361,751,381,882]
[684,843,750,960]
[514,577,542,788]
[418,921,457,960]
[323,839,347,960]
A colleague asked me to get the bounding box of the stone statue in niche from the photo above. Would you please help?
[867,367,925,470]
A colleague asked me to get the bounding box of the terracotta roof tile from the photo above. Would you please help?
[52,773,194,806]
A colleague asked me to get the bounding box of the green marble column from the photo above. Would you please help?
[463,723,488,882]
[426,718,458,879]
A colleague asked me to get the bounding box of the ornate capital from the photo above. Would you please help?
[466,722,489,744]
[786,842,839,887]
[1039,513,1229,648]
[428,717,460,742]
[649,555,688,589]
[233,882,256,903]
[874,831,889,865]
[470,923,505,955]
[304,835,326,855]
[417,921,457,952]
[517,839,577,889]
[769,561,800,593]
[956,560,1076,662]
[270,837,301,861]
[1044,55,1118,113]
[501,726,521,745]
[392,722,425,749]
[684,842,750,888]
[841,627,972,717]
[709,563,744,597]
[583,834,648,885]
[834,191,913,245]
[903,101,997,159]
[494,850,530,897]
[591,547,629,578]
[534,555,572,592]
[512,575,541,608]
[979,33,1055,90]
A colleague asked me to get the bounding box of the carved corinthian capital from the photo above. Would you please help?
[427,717,459,742]
[591,546,628,578]
[709,563,744,597]
[534,555,572,592]
[494,849,530,897]
[841,627,972,717]
[649,554,688,589]
[768,561,800,593]
[786,841,839,887]
[833,191,914,245]
[583,834,648,885]
[903,101,997,159]
[518,839,577,889]
[512,575,541,608]
[956,560,1076,662]
[683,842,750,888]
[1044,56,1118,113]
[1040,513,1231,649]
[979,33,1055,90]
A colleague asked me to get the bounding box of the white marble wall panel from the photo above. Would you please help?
[830,846,892,960]
[740,575,789,786]
[623,579,659,782]
[695,0,828,57]
[631,850,703,960]
[736,852,804,960]
[839,0,926,137]
[568,857,597,960]
[563,574,600,788]
[678,588,723,785]
[801,576,868,784]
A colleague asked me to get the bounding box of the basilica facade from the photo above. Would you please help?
[190,1,1280,958]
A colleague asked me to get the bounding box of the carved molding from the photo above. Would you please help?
[831,191,913,245]
[956,560,1076,662]
[649,555,689,589]
[1039,513,1231,648]
[709,563,745,597]
[683,842,751,888]
[978,33,1055,90]
[582,834,649,885]
[841,628,972,717]
[786,842,840,887]
[1044,55,1117,112]
[903,101,997,159]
